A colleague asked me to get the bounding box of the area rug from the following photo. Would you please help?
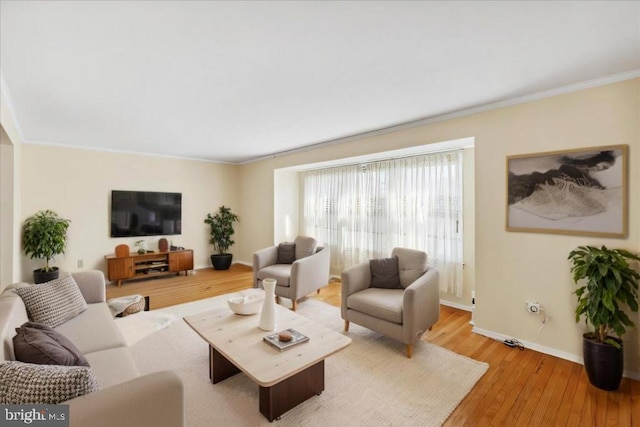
[128,294,488,426]
[114,311,177,346]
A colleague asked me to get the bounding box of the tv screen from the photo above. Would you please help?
[110,190,182,237]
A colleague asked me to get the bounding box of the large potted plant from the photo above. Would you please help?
[22,210,71,283]
[568,245,640,391]
[204,206,239,270]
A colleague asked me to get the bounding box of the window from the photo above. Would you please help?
[302,151,463,295]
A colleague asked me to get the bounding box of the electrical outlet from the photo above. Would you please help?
[525,301,540,313]
[77,259,84,268]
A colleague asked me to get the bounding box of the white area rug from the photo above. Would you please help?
[128,294,488,426]
[115,311,176,346]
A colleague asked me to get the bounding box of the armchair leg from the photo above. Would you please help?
[275,296,280,305]
[344,320,349,332]
[292,300,297,311]
[406,344,413,359]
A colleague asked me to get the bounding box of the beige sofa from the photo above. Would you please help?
[0,270,184,427]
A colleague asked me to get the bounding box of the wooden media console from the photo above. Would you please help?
[106,249,194,287]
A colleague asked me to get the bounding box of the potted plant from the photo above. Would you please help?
[22,210,71,283]
[135,240,148,254]
[204,206,239,270]
[568,245,640,390]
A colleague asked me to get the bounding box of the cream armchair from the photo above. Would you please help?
[253,236,330,311]
[341,247,440,358]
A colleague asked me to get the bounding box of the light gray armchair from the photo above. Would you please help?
[341,247,439,358]
[253,236,330,311]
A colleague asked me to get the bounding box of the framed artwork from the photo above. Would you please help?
[506,145,628,238]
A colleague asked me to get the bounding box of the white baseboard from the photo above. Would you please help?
[233,260,252,267]
[440,300,473,312]
[471,326,640,381]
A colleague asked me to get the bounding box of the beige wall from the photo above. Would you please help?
[273,169,299,244]
[19,145,240,279]
[1,131,15,289]
[238,79,640,376]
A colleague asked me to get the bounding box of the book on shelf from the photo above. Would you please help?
[263,328,309,351]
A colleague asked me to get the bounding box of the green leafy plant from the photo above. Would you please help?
[22,210,71,272]
[568,245,640,348]
[204,206,239,256]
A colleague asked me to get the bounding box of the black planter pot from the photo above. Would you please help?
[211,254,233,270]
[582,333,623,391]
[33,267,60,284]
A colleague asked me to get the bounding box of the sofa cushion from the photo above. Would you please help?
[256,265,292,287]
[0,361,99,404]
[369,257,402,289]
[294,236,317,260]
[347,288,404,324]
[391,248,428,288]
[277,243,296,264]
[83,347,140,388]
[55,304,127,354]
[14,274,87,328]
[13,322,89,367]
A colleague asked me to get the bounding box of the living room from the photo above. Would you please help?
[1,1,639,425]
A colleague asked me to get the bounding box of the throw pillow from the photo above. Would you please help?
[13,322,89,367]
[277,243,296,264]
[370,257,402,289]
[15,274,87,328]
[0,361,99,405]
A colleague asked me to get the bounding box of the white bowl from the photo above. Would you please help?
[227,294,264,315]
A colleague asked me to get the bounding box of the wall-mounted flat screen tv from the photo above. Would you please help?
[110,190,182,237]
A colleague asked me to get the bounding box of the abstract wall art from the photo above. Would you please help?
[506,145,627,237]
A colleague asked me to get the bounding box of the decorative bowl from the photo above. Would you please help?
[227,293,264,315]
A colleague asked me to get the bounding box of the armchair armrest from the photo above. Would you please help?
[67,371,184,427]
[253,246,278,288]
[340,261,371,319]
[290,246,330,299]
[402,267,440,343]
[71,270,106,303]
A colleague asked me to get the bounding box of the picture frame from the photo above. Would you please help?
[506,144,628,238]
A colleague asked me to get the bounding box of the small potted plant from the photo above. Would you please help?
[135,240,148,254]
[204,206,239,270]
[22,210,71,283]
[568,245,640,390]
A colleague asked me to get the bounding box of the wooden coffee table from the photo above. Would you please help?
[184,302,351,422]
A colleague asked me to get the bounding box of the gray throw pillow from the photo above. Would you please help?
[277,243,296,264]
[13,322,89,367]
[0,361,99,405]
[15,274,87,328]
[370,257,402,289]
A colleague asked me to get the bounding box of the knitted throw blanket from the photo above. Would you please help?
[107,295,144,317]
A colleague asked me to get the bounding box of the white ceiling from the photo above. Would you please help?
[1,1,639,164]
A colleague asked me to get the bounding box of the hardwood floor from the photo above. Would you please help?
[106,264,640,426]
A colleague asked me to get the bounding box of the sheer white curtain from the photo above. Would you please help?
[302,151,463,296]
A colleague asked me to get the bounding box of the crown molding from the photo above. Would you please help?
[3,66,638,165]
[22,139,233,165]
[240,69,640,165]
